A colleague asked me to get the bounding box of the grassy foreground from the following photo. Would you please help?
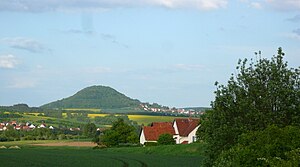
[0,141,204,167]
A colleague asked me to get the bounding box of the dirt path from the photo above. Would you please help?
[31,142,97,147]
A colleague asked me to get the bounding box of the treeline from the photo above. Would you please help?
[0,112,23,122]
[0,126,81,142]
[0,104,42,113]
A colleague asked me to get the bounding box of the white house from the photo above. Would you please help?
[173,118,200,144]
[140,118,200,145]
[29,124,36,129]
[38,124,46,128]
[140,122,175,145]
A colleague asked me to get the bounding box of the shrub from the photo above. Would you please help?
[157,133,175,145]
[144,142,158,147]
[214,125,300,167]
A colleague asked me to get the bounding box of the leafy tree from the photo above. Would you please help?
[214,125,300,167]
[100,118,138,147]
[198,48,300,166]
[83,123,97,138]
[157,133,175,145]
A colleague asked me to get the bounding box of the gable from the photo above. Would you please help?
[174,118,200,137]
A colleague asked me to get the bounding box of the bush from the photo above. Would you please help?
[157,134,175,145]
[214,125,300,167]
[58,134,66,140]
[144,142,158,147]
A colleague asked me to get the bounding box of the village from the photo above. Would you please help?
[0,121,54,131]
[140,103,204,116]
[0,121,85,132]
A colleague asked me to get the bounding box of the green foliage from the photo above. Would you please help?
[41,85,141,109]
[157,133,176,145]
[94,114,130,125]
[0,104,41,113]
[214,125,300,167]
[100,118,138,147]
[198,48,300,166]
[144,142,158,146]
[83,123,97,138]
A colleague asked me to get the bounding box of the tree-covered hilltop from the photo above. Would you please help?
[41,85,141,109]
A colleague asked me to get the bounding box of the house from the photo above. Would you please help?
[10,121,17,126]
[22,126,30,131]
[173,118,200,144]
[0,125,4,131]
[14,125,21,130]
[139,118,200,145]
[69,128,80,131]
[140,122,175,145]
[29,124,36,129]
[49,126,55,130]
[38,124,46,128]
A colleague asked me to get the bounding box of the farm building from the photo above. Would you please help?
[139,118,200,145]
[140,122,175,145]
[173,118,200,144]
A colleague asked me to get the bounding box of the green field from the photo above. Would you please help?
[0,142,204,167]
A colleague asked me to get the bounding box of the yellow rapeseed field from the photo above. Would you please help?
[87,114,109,118]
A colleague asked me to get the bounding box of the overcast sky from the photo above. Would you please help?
[0,0,299,108]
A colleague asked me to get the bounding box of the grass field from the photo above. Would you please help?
[0,141,204,167]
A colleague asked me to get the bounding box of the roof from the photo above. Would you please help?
[174,118,200,137]
[181,141,188,144]
[142,122,175,141]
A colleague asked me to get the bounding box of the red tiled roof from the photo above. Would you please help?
[143,122,175,141]
[174,118,200,137]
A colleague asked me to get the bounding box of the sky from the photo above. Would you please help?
[0,0,299,108]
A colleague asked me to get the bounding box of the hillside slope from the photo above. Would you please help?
[41,86,141,109]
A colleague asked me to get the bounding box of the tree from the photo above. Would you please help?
[100,118,138,147]
[214,125,300,167]
[83,123,97,138]
[198,48,300,166]
[157,133,175,145]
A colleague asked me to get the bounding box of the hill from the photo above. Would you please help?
[41,86,141,109]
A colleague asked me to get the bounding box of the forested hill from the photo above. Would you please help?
[41,86,141,109]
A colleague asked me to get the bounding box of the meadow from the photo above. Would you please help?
[0,141,204,167]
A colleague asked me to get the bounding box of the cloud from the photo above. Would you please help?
[2,37,45,53]
[250,2,262,9]
[293,28,300,36]
[8,78,37,89]
[174,64,206,71]
[100,33,129,48]
[0,55,19,69]
[63,29,95,36]
[239,0,263,9]
[84,67,112,74]
[0,0,228,12]
[287,15,300,22]
[265,0,300,11]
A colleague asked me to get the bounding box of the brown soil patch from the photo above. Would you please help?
[31,142,97,147]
